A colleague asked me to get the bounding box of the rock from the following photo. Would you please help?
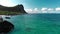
[0,21,14,33]
[5,17,11,19]
[0,16,3,22]
[0,4,27,15]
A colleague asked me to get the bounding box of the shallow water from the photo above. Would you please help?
[3,14,60,34]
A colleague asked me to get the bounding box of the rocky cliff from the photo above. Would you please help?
[0,4,27,15]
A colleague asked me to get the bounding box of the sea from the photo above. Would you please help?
[3,14,60,34]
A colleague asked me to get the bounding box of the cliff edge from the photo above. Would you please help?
[0,4,27,15]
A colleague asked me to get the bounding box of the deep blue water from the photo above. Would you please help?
[3,14,60,34]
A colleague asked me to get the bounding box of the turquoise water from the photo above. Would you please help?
[4,14,60,34]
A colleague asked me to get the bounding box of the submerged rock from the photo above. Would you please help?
[5,17,11,19]
[0,21,14,34]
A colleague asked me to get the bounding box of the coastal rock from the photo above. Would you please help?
[5,17,11,19]
[0,21,14,33]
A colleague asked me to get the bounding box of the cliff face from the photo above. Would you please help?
[0,4,27,14]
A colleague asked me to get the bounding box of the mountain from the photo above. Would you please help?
[0,4,27,15]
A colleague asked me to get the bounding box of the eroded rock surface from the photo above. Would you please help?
[0,21,14,34]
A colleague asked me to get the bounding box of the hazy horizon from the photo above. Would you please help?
[0,0,60,13]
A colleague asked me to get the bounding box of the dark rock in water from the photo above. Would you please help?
[5,17,11,19]
[0,21,14,34]
[0,17,3,22]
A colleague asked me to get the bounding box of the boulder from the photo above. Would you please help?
[0,21,14,34]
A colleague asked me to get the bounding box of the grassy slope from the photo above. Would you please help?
[0,11,23,15]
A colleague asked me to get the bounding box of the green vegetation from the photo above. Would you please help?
[0,5,27,15]
[0,11,22,15]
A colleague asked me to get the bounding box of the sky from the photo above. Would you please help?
[0,0,60,13]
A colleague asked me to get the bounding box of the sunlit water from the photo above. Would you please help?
[3,14,60,34]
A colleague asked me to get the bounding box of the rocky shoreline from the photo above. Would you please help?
[0,16,14,34]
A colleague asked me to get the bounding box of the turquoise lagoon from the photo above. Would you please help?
[3,14,60,34]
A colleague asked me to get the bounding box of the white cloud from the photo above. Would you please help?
[25,8,40,13]
[0,0,17,7]
[41,8,48,13]
[55,8,60,11]
[48,8,54,11]
[47,8,54,13]
[26,9,32,11]
[25,7,60,13]
[34,8,38,11]
[25,9,33,13]
[41,8,47,11]
[33,8,40,13]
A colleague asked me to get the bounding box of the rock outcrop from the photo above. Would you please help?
[0,20,14,34]
[0,4,27,14]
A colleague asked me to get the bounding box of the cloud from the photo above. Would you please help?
[34,8,38,11]
[41,8,47,11]
[48,8,54,11]
[25,8,40,13]
[0,0,17,7]
[33,8,40,13]
[55,8,60,11]
[25,9,33,13]
[41,8,48,13]
[25,7,60,13]
[47,8,54,13]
